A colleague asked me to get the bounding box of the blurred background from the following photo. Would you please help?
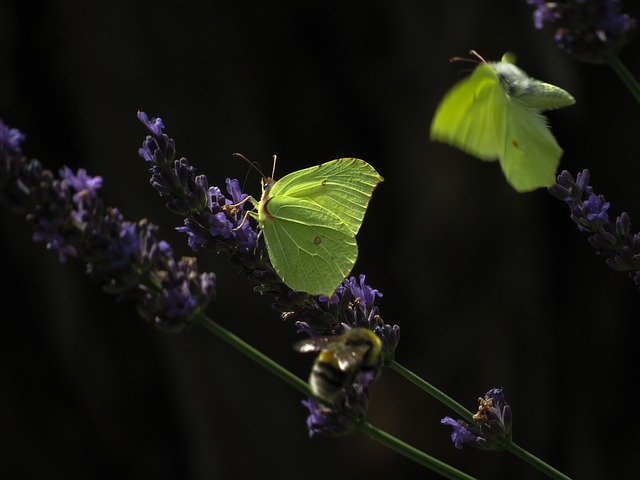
[2,1,639,478]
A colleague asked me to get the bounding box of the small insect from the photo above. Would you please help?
[294,327,383,403]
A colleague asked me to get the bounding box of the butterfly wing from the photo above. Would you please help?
[430,64,504,161]
[268,158,383,236]
[496,95,563,192]
[261,195,357,296]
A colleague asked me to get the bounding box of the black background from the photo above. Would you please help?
[2,1,639,479]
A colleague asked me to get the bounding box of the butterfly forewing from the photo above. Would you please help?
[268,158,383,236]
[430,65,503,161]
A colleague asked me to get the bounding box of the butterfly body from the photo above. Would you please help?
[492,61,574,110]
[430,52,575,192]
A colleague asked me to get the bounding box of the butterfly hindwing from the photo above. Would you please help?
[498,97,562,192]
[261,195,357,295]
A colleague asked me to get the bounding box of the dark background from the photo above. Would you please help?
[1,1,639,479]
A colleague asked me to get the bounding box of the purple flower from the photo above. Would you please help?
[138,111,174,164]
[441,417,480,449]
[302,380,372,437]
[549,169,640,288]
[442,388,513,451]
[60,166,103,198]
[0,120,25,153]
[527,0,637,63]
[136,113,259,254]
[583,193,610,225]
[1,117,216,332]
[291,274,399,362]
[137,111,165,138]
[105,221,141,271]
[528,0,560,29]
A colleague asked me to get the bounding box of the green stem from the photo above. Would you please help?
[195,313,313,398]
[607,55,640,104]
[194,314,477,479]
[359,422,478,480]
[389,360,475,422]
[390,360,572,479]
[506,442,572,480]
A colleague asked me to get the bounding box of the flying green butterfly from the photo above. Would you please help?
[430,51,575,192]
[247,157,383,296]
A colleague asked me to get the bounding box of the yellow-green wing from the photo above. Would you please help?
[268,158,383,235]
[261,195,357,296]
[430,64,504,161]
[497,97,563,192]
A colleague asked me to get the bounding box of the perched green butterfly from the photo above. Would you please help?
[249,157,383,296]
[430,51,575,192]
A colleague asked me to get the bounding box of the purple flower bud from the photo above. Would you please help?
[550,169,640,289]
[442,387,513,451]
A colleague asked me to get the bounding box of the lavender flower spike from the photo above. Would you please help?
[527,0,637,63]
[0,117,216,332]
[441,387,513,451]
[549,169,640,289]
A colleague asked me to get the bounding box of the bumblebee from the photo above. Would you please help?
[294,327,382,403]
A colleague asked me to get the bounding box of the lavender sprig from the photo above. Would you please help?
[0,118,216,332]
[137,111,400,436]
[441,388,513,451]
[527,1,640,103]
[549,169,640,289]
[527,0,636,64]
[441,388,571,480]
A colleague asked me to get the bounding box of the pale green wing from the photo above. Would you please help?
[430,64,504,161]
[268,158,383,236]
[261,195,357,296]
[496,95,563,192]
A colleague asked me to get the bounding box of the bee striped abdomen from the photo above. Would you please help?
[309,351,351,401]
[294,327,383,404]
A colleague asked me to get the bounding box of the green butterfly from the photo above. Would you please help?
[250,157,383,296]
[430,51,575,192]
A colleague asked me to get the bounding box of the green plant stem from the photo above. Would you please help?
[390,360,572,480]
[608,55,640,104]
[389,360,475,422]
[195,313,313,398]
[195,314,477,479]
[358,422,478,480]
[506,442,572,480]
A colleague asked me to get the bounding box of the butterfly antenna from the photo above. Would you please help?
[270,154,277,180]
[449,50,486,65]
[233,152,265,178]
